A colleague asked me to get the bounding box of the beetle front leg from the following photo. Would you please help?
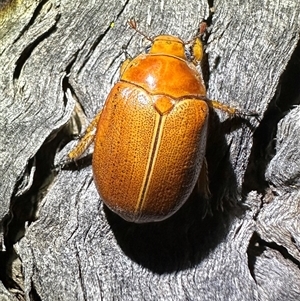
[206,99,236,116]
[68,109,102,160]
[192,37,204,65]
[206,99,258,118]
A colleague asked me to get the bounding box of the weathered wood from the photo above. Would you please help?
[1,0,300,300]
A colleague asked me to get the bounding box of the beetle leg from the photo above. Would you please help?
[206,99,237,116]
[192,38,204,64]
[120,58,131,75]
[191,22,207,65]
[68,110,102,160]
[206,99,259,118]
[197,157,211,199]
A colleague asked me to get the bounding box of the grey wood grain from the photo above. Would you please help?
[1,0,300,300]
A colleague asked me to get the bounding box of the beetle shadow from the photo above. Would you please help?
[105,113,246,274]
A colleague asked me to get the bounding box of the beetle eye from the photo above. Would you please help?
[145,45,151,53]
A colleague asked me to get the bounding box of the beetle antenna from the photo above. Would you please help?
[128,19,153,42]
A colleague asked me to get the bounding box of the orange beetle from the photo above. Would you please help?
[68,20,235,223]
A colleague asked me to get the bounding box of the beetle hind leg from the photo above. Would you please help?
[68,110,102,160]
[197,157,211,199]
[196,157,212,217]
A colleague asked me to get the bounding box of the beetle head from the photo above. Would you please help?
[127,19,206,61]
[128,19,186,59]
[149,35,186,59]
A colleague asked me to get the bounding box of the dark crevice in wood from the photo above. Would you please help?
[78,0,130,75]
[198,12,213,87]
[13,13,61,80]
[13,157,37,198]
[207,0,214,9]
[61,49,92,146]
[263,240,300,267]
[3,156,38,246]
[274,38,300,113]
[247,232,265,282]
[4,141,59,247]
[0,125,79,293]
[0,247,24,299]
[0,248,9,291]
[248,232,300,282]
[62,49,80,106]
[200,41,210,87]
[243,39,300,195]
[13,0,55,44]
[206,0,214,28]
[1,128,77,273]
[78,22,115,75]
[75,245,88,301]
[115,0,129,21]
[29,280,42,301]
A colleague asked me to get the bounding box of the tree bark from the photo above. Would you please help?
[1,0,300,300]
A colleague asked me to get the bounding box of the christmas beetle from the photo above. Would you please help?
[68,19,236,223]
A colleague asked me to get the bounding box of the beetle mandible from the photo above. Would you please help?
[68,19,237,223]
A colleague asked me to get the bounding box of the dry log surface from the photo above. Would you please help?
[1,0,300,300]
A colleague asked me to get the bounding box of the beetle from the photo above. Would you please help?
[68,19,237,223]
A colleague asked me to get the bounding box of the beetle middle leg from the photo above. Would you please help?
[68,109,102,160]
